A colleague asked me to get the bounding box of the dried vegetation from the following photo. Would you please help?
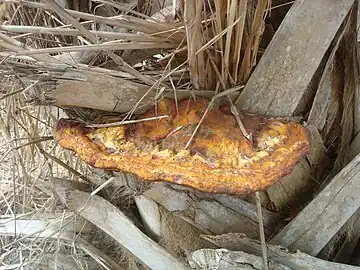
[0,0,277,267]
[0,0,359,269]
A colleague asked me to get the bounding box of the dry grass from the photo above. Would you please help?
[0,76,85,268]
[0,0,274,268]
[0,75,143,268]
[184,0,271,90]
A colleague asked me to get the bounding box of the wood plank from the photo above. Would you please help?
[197,193,282,232]
[270,153,360,256]
[331,7,356,173]
[305,125,327,182]
[143,183,192,212]
[354,2,360,134]
[300,3,348,122]
[144,183,279,238]
[305,125,327,170]
[203,233,360,270]
[307,62,334,130]
[0,213,91,238]
[134,195,162,239]
[322,59,343,139]
[25,69,237,114]
[321,208,360,263]
[67,189,188,270]
[236,0,354,117]
[264,159,312,211]
[36,70,155,113]
[189,248,288,270]
[355,69,360,135]
[193,199,262,239]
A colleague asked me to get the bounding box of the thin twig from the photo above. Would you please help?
[13,41,177,55]
[91,177,116,196]
[0,80,39,100]
[36,145,90,183]
[255,191,268,270]
[184,99,214,150]
[195,15,243,55]
[8,137,54,151]
[126,60,188,119]
[0,25,169,42]
[86,115,169,128]
[227,96,252,142]
[184,85,244,149]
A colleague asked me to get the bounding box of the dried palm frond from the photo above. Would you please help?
[0,0,274,267]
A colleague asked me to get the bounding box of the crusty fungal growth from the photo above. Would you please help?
[54,98,310,194]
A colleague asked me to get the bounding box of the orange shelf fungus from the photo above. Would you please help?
[54,98,310,194]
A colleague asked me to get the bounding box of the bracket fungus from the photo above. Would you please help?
[54,98,310,194]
